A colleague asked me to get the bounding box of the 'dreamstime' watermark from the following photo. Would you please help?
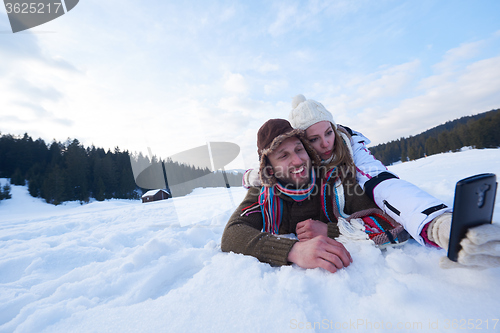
[3,0,79,33]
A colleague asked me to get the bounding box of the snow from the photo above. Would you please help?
[1,148,500,333]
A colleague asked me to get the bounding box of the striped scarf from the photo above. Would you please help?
[258,168,316,234]
[321,167,343,222]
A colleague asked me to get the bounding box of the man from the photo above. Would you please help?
[221,119,405,273]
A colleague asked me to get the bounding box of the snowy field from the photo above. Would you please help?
[1,148,500,333]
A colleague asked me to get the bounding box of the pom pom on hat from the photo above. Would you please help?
[292,94,306,109]
[289,94,337,131]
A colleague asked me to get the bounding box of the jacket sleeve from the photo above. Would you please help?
[221,187,297,266]
[368,178,451,245]
[347,128,451,245]
[348,129,397,189]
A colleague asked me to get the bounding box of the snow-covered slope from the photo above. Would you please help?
[1,148,499,333]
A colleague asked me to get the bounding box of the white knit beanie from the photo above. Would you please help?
[289,94,337,130]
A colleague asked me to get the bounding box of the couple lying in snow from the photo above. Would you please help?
[221,94,500,272]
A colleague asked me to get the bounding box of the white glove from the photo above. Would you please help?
[428,213,500,269]
[243,169,262,188]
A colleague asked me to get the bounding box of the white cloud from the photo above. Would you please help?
[456,56,500,104]
[434,40,485,73]
[350,60,420,107]
[267,0,363,37]
[355,55,500,145]
[303,60,421,131]
[223,72,249,95]
[302,31,500,147]
[256,62,280,74]
[268,2,299,37]
[0,40,79,140]
[264,79,288,96]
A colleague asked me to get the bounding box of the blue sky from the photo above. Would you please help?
[1,0,499,169]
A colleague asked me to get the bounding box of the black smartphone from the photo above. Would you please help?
[447,173,497,262]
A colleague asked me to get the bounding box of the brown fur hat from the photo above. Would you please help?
[257,119,321,187]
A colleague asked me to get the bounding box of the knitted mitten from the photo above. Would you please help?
[427,213,451,249]
[427,213,500,269]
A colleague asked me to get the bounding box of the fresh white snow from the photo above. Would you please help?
[1,148,500,333]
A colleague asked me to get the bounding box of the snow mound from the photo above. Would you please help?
[1,148,500,333]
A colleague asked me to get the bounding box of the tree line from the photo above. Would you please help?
[368,109,500,166]
[0,133,243,205]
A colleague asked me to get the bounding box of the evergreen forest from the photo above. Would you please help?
[0,134,243,205]
[368,109,500,165]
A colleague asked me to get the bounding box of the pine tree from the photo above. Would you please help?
[11,168,25,185]
[0,182,12,201]
[42,165,66,205]
[425,137,439,156]
[64,139,90,203]
[95,177,106,201]
[438,131,449,152]
[2,183,12,200]
[400,139,407,162]
[28,173,42,198]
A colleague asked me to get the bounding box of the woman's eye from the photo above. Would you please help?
[326,130,333,136]
[309,138,317,143]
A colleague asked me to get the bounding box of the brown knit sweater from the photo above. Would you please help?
[221,174,379,266]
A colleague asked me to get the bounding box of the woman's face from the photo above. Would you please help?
[305,121,335,161]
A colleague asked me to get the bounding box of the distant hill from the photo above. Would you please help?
[368,108,500,165]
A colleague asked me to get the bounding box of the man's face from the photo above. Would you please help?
[266,137,311,188]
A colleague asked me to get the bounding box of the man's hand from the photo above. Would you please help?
[287,235,353,273]
[296,219,328,241]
